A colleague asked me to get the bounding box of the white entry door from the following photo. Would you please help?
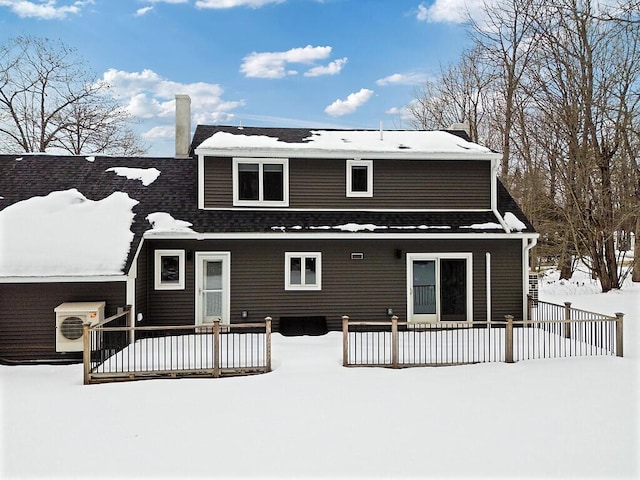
[195,252,230,325]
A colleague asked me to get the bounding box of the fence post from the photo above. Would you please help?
[505,315,514,363]
[123,305,133,345]
[526,295,532,328]
[564,302,572,339]
[213,320,220,378]
[82,323,91,385]
[342,316,349,367]
[391,315,399,368]
[265,317,272,371]
[615,312,624,357]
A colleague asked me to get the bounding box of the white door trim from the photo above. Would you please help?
[195,252,231,325]
[406,253,473,323]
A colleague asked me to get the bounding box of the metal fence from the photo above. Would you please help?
[343,304,623,368]
[83,311,271,384]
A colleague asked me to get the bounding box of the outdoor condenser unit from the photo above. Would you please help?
[54,302,105,352]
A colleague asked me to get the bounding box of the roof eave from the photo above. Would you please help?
[194,146,502,161]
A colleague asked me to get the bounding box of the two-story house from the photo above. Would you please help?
[0,96,537,363]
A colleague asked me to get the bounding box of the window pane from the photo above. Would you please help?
[205,261,222,290]
[204,291,222,319]
[160,255,180,284]
[440,259,467,321]
[290,257,302,285]
[351,165,368,192]
[263,164,284,201]
[413,260,436,314]
[305,257,316,285]
[238,163,259,200]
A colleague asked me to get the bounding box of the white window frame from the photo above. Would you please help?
[154,249,185,290]
[285,252,322,291]
[346,159,373,198]
[233,157,289,207]
[406,252,473,323]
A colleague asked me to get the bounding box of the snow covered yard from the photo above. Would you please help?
[1,281,638,479]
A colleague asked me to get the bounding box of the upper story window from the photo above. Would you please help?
[233,158,289,207]
[346,159,373,197]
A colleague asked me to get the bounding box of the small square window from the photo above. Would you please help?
[155,250,185,290]
[285,252,321,291]
[346,159,373,197]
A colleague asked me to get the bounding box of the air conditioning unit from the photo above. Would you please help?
[54,302,105,352]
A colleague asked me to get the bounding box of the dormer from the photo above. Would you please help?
[192,126,502,212]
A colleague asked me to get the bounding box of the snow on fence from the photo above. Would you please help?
[83,312,271,384]
[343,302,623,368]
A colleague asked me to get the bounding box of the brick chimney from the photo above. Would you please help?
[175,94,191,158]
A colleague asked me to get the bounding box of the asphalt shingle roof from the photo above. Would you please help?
[0,145,534,276]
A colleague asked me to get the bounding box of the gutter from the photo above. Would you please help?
[490,159,511,233]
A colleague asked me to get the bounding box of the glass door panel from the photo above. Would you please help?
[412,260,437,320]
[440,259,467,321]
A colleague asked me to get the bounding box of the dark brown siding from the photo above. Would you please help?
[143,238,524,331]
[203,157,491,210]
[0,282,126,362]
[135,242,148,323]
[203,156,232,208]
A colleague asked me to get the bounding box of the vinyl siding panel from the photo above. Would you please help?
[203,156,232,208]
[203,157,491,210]
[0,282,126,362]
[135,242,148,323]
[143,238,524,332]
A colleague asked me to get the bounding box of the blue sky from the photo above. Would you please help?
[0,0,471,156]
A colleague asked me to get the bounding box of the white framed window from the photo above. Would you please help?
[346,159,373,197]
[233,158,289,207]
[285,252,322,291]
[154,250,185,290]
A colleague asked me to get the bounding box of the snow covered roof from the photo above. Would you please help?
[192,126,500,159]
[0,139,533,278]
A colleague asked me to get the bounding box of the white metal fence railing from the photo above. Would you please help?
[343,303,623,368]
[83,311,272,384]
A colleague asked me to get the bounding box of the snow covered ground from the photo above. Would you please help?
[1,274,638,479]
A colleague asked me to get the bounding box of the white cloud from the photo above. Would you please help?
[416,0,484,24]
[240,45,333,79]
[100,68,243,142]
[136,6,153,15]
[0,0,93,19]
[304,57,348,77]
[195,0,284,8]
[376,72,428,86]
[141,126,174,140]
[324,88,374,117]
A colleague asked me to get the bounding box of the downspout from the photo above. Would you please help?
[491,158,511,233]
[522,237,538,322]
[486,252,491,322]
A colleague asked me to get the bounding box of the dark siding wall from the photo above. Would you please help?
[0,282,126,362]
[203,156,232,208]
[144,238,524,331]
[135,243,148,323]
[203,157,491,210]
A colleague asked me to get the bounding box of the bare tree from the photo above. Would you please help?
[408,0,640,290]
[409,46,496,145]
[0,36,146,156]
[528,0,640,291]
